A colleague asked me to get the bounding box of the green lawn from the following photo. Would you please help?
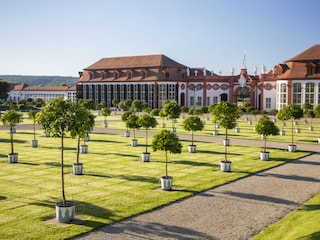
[0,112,318,239]
[252,193,320,240]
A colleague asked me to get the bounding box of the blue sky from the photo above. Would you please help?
[1,0,320,77]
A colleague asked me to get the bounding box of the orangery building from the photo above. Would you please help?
[76,44,320,111]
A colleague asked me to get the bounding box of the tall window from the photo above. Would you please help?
[207,96,210,106]
[305,82,315,106]
[265,98,271,108]
[213,96,218,104]
[158,84,167,108]
[148,84,154,108]
[168,84,176,100]
[190,96,194,106]
[277,83,287,109]
[292,83,302,107]
[197,96,202,105]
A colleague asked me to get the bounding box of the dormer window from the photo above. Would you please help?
[127,71,132,79]
[165,72,170,79]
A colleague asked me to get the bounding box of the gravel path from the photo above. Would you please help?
[71,128,320,240]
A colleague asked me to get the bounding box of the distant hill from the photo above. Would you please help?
[0,75,78,86]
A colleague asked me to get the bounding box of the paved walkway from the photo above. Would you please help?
[71,128,320,240]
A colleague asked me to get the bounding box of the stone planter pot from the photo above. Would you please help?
[318,137,320,143]
[216,123,220,128]
[84,135,90,142]
[160,176,173,190]
[12,127,16,133]
[288,144,297,152]
[272,119,277,123]
[253,126,256,131]
[248,120,252,125]
[8,153,18,163]
[303,119,308,124]
[295,128,300,133]
[31,139,38,148]
[294,121,298,126]
[44,132,50,137]
[80,145,88,154]
[55,200,75,223]
[212,130,219,136]
[282,122,286,127]
[103,123,108,128]
[223,139,230,146]
[280,130,285,136]
[309,126,313,131]
[73,163,83,175]
[131,139,138,147]
[188,145,196,153]
[260,151,270,160]
[124,131,130,137]
[172,127,176,133]
[141,152,150,162]
[161,123,166,128]
[261,134,266,139]
[234,128,240,133]
[220,161,232,172]
[244,117,248,121]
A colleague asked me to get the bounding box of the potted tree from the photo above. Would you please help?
[211,101,240,172]
[138,114,157,162]
[163,100,181,132]
[152,130,182,190]
[101,107,111,128]
[302,102,312,124]
[182,116,204,153]
[36,97,75,223]
[121,111,133,137]
[69,103,95,175]
[277,104,303,152]
[209,103,219,135]
[28,109,38,148]
[126,114,140,147]
[159,109,167,128]
[1,110,23,163]
[306,109,315,131]
[255,115,279,160]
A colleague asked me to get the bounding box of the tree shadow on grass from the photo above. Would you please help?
[0,138,27,144]
[43,162,73,168]
[118,174,158,184]
[298,231,320,240]
[19,162,40,166]
[90,139,123,144]
[171,160,218,168]
[31,197,116,229]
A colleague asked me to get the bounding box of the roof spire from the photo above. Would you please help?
[242,51,246,69]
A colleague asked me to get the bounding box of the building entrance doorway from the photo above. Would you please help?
[236,87,250,107]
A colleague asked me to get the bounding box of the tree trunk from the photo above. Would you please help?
[10,125,14,154]
[191,130,194,145]
[145,129,148,153]
[264,137,267,152]
[76,136,80,164]
[224,128,228,161]
[61,132,66,204]
[165,150,168,178]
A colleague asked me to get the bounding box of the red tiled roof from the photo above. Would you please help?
[286,44,320,62]
[11,84,76,91]
[84,54,186,70]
